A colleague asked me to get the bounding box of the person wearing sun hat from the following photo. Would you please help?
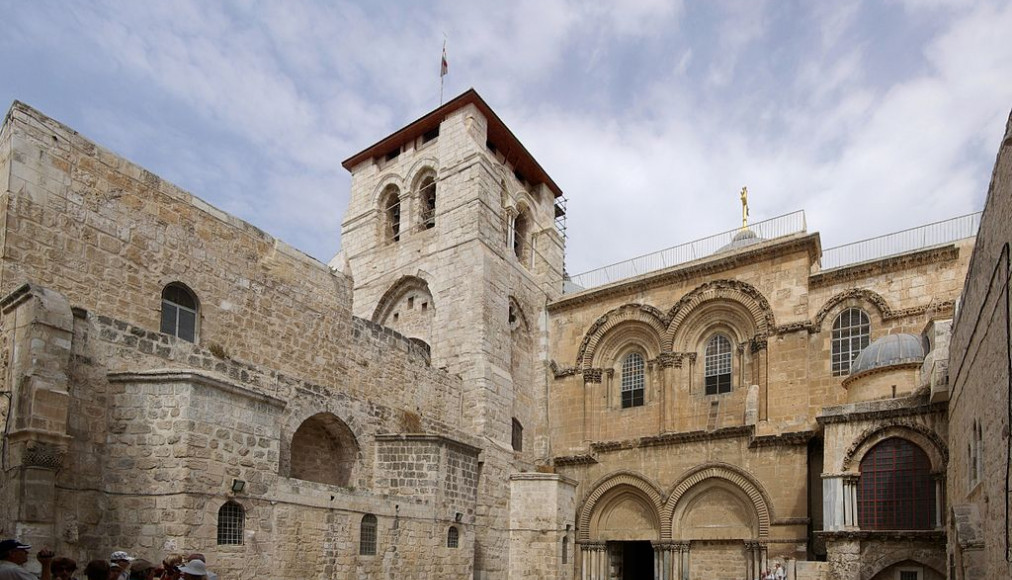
[176,560,207,579]
[109,552,133,580]
[0,539,53,580]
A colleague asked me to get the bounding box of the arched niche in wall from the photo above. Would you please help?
[288,412,360,487]
[372,275,436,348]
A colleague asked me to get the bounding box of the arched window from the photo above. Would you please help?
[704,334,733,395]
[832,308,870,376]
[359,514,378,555]
[857,438,935,530]
[216,501,244,545]
[447,526,459,548]
[419,174,436,229]
[380,186,401,243]
[621,352,645,408]
[511,418,523,452]
[161,283,198,342]
[512,210,529,264]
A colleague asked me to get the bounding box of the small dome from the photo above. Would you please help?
[850,334,925,375]
[719,228,762,252]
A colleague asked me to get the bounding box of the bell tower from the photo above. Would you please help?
[338,89,566,578]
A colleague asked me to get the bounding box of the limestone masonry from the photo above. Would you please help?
[0,90,1009,580]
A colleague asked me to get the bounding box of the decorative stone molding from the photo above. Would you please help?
[810,245,961,289]
[812,288,957,333]
[582,368,603,383]
[547,234,820,311]
[370,274,434,325]
[577,471,665,541]
[664,279,776,350]
[575,303,667,368]
[841,422,948,471]
[553,454,598,467]
[549,360,579,378]
[774,321,816,335]
[662,463,774,539]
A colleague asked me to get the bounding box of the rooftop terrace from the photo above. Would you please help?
[563,211,981,294]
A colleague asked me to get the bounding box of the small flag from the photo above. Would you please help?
[440,42,448,78]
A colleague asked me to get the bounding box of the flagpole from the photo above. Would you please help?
[440,38,446,105]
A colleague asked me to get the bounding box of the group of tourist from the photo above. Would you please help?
[0,540,217,580]
[762,562,787,580]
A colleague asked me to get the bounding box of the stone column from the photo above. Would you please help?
[842,475,859,529]
[0,285,73,556]
[674,541,690,580]
[579,541,607,580]
[933,474,945,529]
[651,541,676,580]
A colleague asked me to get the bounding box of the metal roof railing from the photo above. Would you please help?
[820,212,981,271]
[564,210,807,293]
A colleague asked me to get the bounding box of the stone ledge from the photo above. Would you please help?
[374,433,482,456]
[107,369,288,408]
[817,530,945,542]
[509,472,578,486]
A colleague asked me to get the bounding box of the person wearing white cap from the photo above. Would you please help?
[177,560,207,579]
[110,551,133,580]
[0,539,53,580]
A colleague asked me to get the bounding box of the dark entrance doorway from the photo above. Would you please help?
[609,541,654,580]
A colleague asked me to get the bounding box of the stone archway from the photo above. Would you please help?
[663,464,773,580]
[578,472,665,580]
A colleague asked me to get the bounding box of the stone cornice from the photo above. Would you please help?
[553,454,598,466]
[578,425,814,455]
[810,245,960,289]
[817,530,945,542]
[374,433,483,456]
[108,369,288,409]
[817,397,946,425]
[548,234,820,312]
[841,361,922,388]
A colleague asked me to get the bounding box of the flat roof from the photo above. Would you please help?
[341,88,563,198]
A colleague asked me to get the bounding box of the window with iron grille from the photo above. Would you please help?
[511,418,523,452]
[161,283,198,343]
[447,526,459,548]
[857,438,935,530]
[899,571,920,580]
[419,175,436,229]
[382,187,401,243]
[832,308,870,376]
[621,352,645,408]
[216,501,244,545]
[704,334,732,395]
[360,514,378,555]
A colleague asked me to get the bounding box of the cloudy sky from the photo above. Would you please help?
[2,0,1010,275]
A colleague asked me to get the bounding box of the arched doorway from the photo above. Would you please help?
[580,474,664,580]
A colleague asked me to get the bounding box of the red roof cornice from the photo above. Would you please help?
[341,88,563,198]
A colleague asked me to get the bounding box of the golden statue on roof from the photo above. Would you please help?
[740,186,749,229]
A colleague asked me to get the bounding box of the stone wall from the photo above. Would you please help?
[0,101,483,578]
[947,109,1012,578]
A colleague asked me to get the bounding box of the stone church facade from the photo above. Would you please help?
[0,91,1005,580]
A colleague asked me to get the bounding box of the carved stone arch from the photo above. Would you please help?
[662,463,773,539]
[576,304,667,369]
[664,280,775,351]
[813,288,892,332]
[405,157,440,187]
[842,423,948,473]
[508,296,529,332]
[578,471,664,541]
[860,553,945,580]
[371,172,406,206]
[371,275,435,325]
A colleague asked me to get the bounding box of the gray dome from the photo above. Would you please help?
[719,228,762,252]
[850,334,925,375]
